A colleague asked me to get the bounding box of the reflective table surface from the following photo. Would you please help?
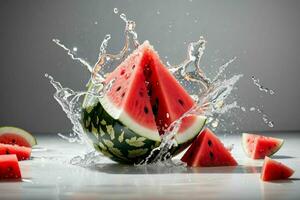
[1,133,299,200]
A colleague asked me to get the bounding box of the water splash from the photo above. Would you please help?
[70,151,104,167]
[52,39,93,73]
[47,10,252,166]
[249,107,274,128]
[251,75,275,95]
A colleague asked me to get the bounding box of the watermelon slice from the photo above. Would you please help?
[261,157,294,181]
[0,126,37,147]
[242,133,283,159]
[82,41,206,163]
[97,41,205,142]
[0,143,31,161]
[0,154,22,180]
[181,128,238,167]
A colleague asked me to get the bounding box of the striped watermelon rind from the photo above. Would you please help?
[81,84,206,164]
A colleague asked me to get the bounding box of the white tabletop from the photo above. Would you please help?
[1,133,299,200]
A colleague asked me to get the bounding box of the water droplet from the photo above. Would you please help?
[250,107,256,111]
[211,119,219,128]
[268,121,274,127]
[156,10,160,15]
[73,47,78,52]
[114,8,119,14]
[94,21,98,25]
[186,12,190,16]
[251,75,275,95]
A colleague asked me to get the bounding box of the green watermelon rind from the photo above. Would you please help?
[99,95,161,142]
[82,100,206,164]
[82,101,160,164]
[0,126,37,147]
[82,84,207,163]
[242,133,284,159]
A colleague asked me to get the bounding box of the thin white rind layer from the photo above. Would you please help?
[99,95,207,143]
[242,133,251,157]
[99,95,161,141]
[175,115,207,144]
[242,133,284,158]
[0,126,37,146]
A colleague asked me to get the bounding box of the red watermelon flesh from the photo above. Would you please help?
[0,143,31,161]
[242,133,283,159]
[181,128,238,167]
[0,126,37,147]
[0,133,31,147]
[0,154,22,180]
[143,48,201,141]
[261,157,294,181]
[100,41,206,143]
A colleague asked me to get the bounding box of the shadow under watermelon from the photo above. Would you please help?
[269,155,295,159]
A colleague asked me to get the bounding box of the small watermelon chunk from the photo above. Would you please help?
[181,128,238,167]
[0,143,31,161]
[0,154,22,180]
[261,157,294,181]
[242,133,283,159]
[0,126,37,147]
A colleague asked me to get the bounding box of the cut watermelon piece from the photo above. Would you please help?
[261,157,294,181]
[0,154,22,180]
[0,143,31,161]
[181,128,237,167]
[98,41,205,142]
[82,41,206,163]
[0,126,37,147]
[242,133,283,159]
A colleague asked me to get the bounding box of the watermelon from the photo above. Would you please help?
[242,133,283,159]
[0,143,31,161]
[181,128,237,167]
[0,154,22,180]
[261,157,294,181]
[82,41,206,163]
[0,126,37,147]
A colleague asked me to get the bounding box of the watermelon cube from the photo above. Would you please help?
[0,154,22,180]
[0,143,31,161]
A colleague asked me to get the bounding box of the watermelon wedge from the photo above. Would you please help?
[0,126,37,147]
[181,128,238,167]
[0,143,31,161]
[261,157,294,181]
[0,154,22,180]
[82,41,206,163]
[242,133,283,159]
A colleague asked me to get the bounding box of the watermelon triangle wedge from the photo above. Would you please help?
[242,133,283,159]
[261,157,294,181]
[0,154,22,180]
[82,41,206,163]
[181,128,238,167]
[96,41,206,143]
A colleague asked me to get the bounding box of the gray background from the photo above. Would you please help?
[0,0,299,134]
